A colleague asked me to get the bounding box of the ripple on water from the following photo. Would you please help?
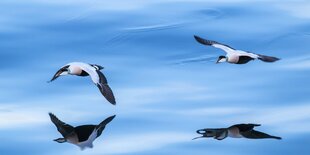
[102,8,222,49]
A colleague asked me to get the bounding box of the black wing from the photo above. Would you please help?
[49,113,75,138]
[96,70,116,105]
[257,54,280,62]
[233,123,260,132]
[74,125,96,142]
[194,35,235,50]
[96,115,116,137]
[241,130,282,140]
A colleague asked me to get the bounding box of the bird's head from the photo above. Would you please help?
[216,55,227,64]
[94,65,104,70]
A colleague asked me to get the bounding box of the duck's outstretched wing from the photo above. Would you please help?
[96,70,116,105]
[241,130,282,140]
[194,35,237,55]
[49,113,75,138]
[79,64,116,105]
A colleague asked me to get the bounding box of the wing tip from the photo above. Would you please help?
[193,35,203,42]
[109,115,116,120]
[109,98,116,105]
[111,101,116,105]
[274,136,282,140]
[193,35,200,39]
[193,35,213,46]
[48,112,55,118]
[48,112,60,125]
[105,91,116,105]
[97,83,116,105]
[99,115,116,127]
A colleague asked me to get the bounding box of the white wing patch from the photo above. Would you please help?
[212,44,237,55]
[235,50,259,58]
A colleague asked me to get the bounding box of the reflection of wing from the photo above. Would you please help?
[49,113,75,138]
[96,115,116,137]
[194,35,237,55]
[232,124,260,132]
[241,130,282,140]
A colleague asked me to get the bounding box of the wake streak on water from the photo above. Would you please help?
[170,55,217,65]
[101,8,223,49]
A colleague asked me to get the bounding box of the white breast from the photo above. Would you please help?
[68,65,83,75]
[227,54,240,63]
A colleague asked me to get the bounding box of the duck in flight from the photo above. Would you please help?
[49,62,116,105]
[49,113,116,150]
[193,123,281,140]
[194,35,280,64]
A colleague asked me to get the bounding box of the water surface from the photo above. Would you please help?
[0,0,309,155]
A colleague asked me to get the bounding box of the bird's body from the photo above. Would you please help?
[193,123,281,140]
[194,35,280,64]
[49,62,116,105]
[49,113,116,150]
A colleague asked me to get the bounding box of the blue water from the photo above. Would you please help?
[0,0,310,155]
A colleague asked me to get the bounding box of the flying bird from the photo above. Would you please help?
[49,113,116,150]
[193,123,282,140]
[49,62,116,105]
[194,35,280,64]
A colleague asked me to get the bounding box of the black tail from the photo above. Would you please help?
[258,54,280,62]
